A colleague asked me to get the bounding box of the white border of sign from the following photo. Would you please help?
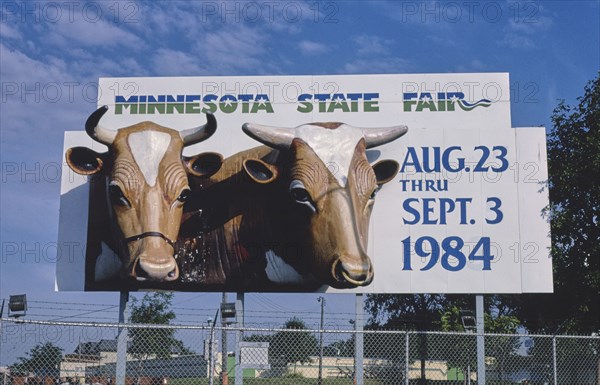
[56,73,552,293]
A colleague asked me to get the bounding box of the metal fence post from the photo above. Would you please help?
[221,293,228,385]
[234,293,244,385]
[476,295,485,384]
[405,331,409,385]
[354,294,364,385]
[208,312,218,385]
[553,336,558,385]
[116,291,129,385]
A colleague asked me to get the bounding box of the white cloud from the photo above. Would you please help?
[343,34,409,73]
[0,22,21,39]
[151,48,206,76]
[499,4,554,50]
[499,33,536,49]
[298,40,327,55]
[42,18,144,51]
[1,43,68,88]
[352,35,393,56]
[192,24,280,75]
[0,43,95,149]
[455,59,487,72]
[128,2,216,42]
[343,57,411,74]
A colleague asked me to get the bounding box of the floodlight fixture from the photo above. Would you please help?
[8,294,27,318]
[460,309,476,333]
[220,302,236,323]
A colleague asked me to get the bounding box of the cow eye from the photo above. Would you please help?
[177,188,191,203]
[289,180,311,203]
[291,187,310,202]
[370,187,381,200]
[108,184,130,208]
[289,180,316,213]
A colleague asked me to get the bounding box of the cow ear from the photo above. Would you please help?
[373,159,399,185]
[243,158,279,184]
[66,147,105,175]
[184,152,223,177]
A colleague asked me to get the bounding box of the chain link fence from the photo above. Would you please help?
[1,319,598,385]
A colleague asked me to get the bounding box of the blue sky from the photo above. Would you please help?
[0,0,599,356]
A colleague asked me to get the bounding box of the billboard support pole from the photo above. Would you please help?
[317,297,325,385]
[405,331,410,385]
[476,295,485,384]
[234,293,244,385]
[116,291,129,385]
[221,293,228,385]
[354,294,364,385]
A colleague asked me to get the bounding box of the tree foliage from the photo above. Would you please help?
[269,317,317,372]
[325,336,354,357]
[504,73,600,334]
[365,294,474,331]
[10,342,63,376]
[365,295,524,382]
[441,305,522,380]
[128,292,190,359]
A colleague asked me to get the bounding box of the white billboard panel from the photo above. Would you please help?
[56,73,552,293]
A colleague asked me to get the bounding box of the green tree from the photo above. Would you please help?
[269,317,317,374]
[325,336,354,357]
[128,292,191,381]
[440,305,521,382]
[365,294,473,383]
[365,294,452,330]
[10,342,63,376]
[243,334,272,343]
[503,73,600,334]
[365,295,525,383]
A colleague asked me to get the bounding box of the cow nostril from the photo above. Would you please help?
[331,258,373,287]
[166,266,179,281]
[134,260,148,281]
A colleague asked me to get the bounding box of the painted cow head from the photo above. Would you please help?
[66,106,222,282]
[241,122,407,288]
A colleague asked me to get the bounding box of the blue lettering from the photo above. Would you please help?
[400,147,423,173]
[402,198,420,225]
[442,146,464,172]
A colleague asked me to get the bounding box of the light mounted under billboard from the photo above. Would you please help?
[56,73,552,293]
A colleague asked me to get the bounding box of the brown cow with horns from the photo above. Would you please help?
[66,106,221,283]
[179,121,408,290]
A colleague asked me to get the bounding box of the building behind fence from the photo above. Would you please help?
[1,319,598,385]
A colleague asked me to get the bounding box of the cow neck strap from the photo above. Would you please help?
[121,232,176,248]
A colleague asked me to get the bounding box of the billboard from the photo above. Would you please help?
[56,73,552,293]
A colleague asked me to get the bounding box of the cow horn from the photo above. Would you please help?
[85,105,116,145]
[242,123,295,150]
[179,113,217,146]
[361,125,408,148]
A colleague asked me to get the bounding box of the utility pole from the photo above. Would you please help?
[116,292,129,385]
[208,310,219,385]
[221,293,228,385]
[317,297,325,385]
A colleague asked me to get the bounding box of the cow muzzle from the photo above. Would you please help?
[331,257,373,287]
[123,232,179,282]
[134,256,179,282]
